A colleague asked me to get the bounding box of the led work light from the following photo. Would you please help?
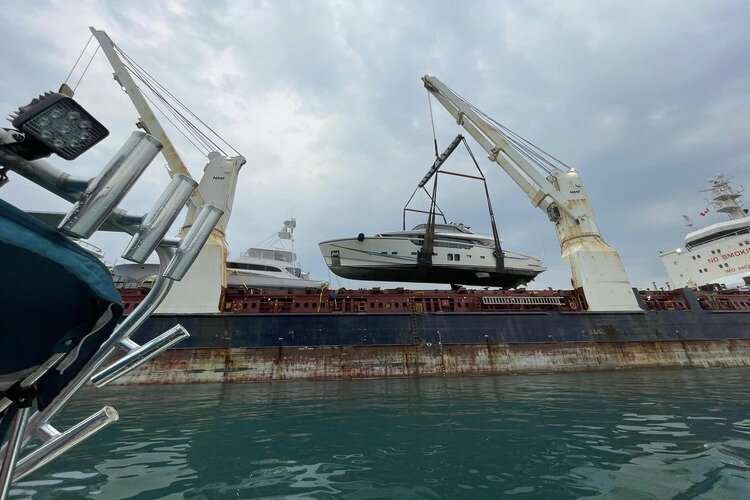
[9,92,108,161]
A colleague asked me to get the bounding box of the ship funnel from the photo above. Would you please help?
[59,131,162,238]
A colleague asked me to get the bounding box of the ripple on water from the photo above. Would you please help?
[8,367,750,499]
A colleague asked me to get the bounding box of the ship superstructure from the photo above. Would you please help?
[661,175,750,288]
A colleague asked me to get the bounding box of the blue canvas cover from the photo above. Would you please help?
[0,198,123,409]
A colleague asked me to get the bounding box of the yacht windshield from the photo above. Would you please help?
[411,223,472,234]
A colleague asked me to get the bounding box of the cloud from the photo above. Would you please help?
[2,0,749,291]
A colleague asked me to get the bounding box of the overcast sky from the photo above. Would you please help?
[2,0,749,290]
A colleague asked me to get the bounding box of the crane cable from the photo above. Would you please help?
[72,46,100,93]
[61,35,101,93]
[446,86,572,174]
[61,35,241,160]
[115,46,225,157]
[113,44,240,157]
[63,34,94,86]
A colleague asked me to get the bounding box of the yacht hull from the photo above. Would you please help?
[319,237,544,288]
[329,264,539,287]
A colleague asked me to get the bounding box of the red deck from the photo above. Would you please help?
[118,286,750,315]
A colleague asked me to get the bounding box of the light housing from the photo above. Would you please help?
[9,92,108,161]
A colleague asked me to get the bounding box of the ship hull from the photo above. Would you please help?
[132,309,750,348]
[112,340,750,385]
[112,287,750,384]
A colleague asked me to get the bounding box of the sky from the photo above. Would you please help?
[1,0,749,290]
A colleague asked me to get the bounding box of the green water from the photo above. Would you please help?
[9,368,750,499]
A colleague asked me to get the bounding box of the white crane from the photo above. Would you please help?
[91,27,246,312]
[423,75,640,312]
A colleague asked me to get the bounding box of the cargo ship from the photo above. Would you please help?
[8,29,749,385]
[107,66,750,384]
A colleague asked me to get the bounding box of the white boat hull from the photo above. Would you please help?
[319,236,545,288]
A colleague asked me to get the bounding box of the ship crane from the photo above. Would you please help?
[422,75,640,311]
[89,28,246,313]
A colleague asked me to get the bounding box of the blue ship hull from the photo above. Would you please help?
[132,309,750,348]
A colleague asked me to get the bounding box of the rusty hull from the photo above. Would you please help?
[110,339,750,385]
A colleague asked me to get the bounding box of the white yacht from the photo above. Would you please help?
[319,222,545,288]
[661,175,750,289]
[226,246,324,289]
[114,219,326,290]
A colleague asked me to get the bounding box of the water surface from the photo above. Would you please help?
[10,368,750,498]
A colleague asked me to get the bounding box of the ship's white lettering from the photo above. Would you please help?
[721,248,749,260]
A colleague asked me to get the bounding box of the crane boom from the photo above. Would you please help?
[90,28,203,208]
[90,27,244,236]
[89,27,246,313]
[423,75,640,312]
